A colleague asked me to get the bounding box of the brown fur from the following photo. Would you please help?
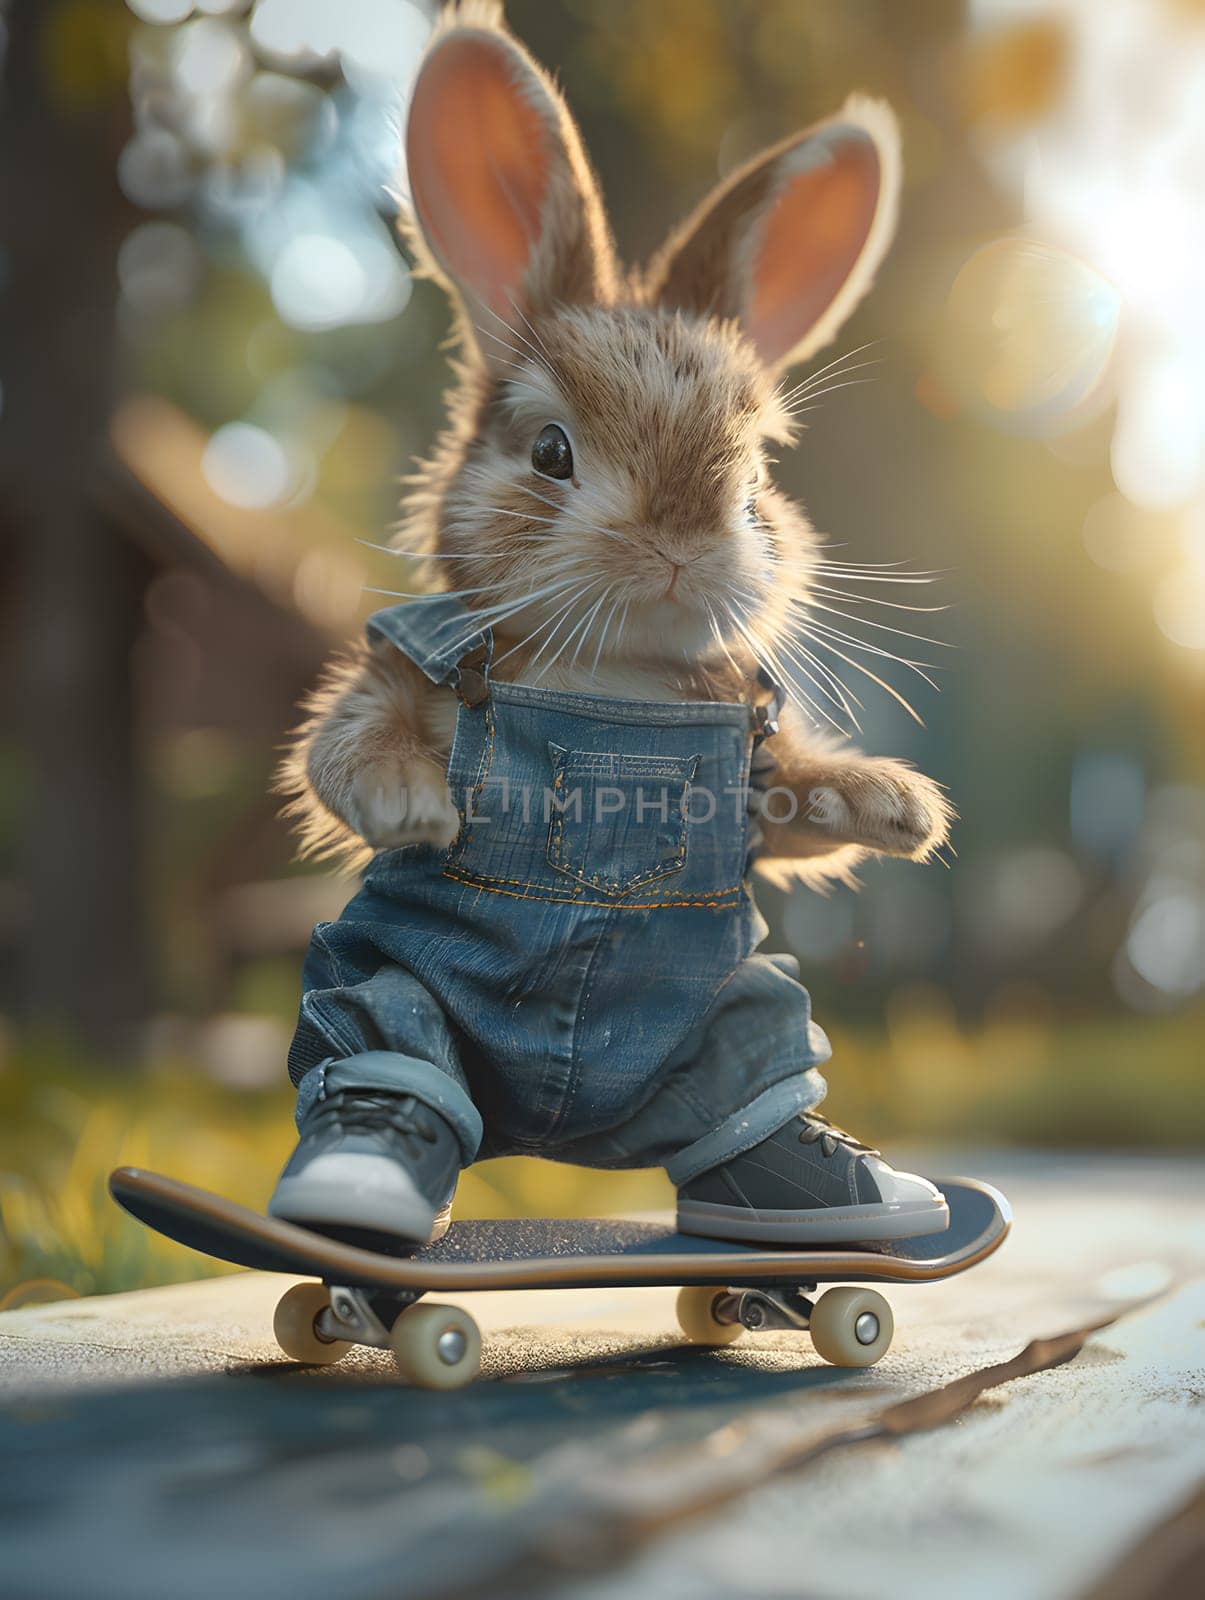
[279,5,953,888]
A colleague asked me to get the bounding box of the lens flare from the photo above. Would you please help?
[942,237,1120,435]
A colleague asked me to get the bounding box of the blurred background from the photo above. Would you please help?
[2,0,1202,1301]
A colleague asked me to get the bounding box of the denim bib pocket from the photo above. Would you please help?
[546,743,699,898]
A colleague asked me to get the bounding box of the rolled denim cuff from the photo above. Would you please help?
[663,1070,827,1187]
[294,1051,484,1166]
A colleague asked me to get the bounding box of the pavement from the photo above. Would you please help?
[1,1152,1203,1600]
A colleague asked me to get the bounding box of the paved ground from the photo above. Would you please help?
[1,1153,1203,1600]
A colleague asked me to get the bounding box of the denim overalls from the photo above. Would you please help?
[288,596,830,1188]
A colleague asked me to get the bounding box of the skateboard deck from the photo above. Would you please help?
[110,1167,1009,1386]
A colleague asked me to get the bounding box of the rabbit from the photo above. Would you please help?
[280,0,953,891]
[267,2,959,1253]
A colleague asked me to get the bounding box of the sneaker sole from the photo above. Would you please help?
[269,1170,448,1248]
[676,1194,950,1244]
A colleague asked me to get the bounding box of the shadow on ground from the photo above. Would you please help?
[1,1338,861,1600]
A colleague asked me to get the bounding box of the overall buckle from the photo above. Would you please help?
[455,645,490,707]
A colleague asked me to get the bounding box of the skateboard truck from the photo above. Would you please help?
[676,1279,896,1362]
[712,1285,816,1333]
[316,1286,418,1351]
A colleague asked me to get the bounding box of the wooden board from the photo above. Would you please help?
[108,1167,1009,1291]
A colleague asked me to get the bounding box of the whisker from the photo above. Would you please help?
[726,587,861,727]
[545,591,602,681]
[490,584,591,668]
[798,629,926,726]
[772,633,864,729]
[794,599,950,651]
[806,582,949,615]
[479,304,558,382]
[516,482,631,545]
[377,545,550,563]
[548,586,600,671]
[800,617,942,684]
[428,575,582,646]
[591,589,626,675]
[485,506,561,527]
[781,363,882,407]
[569,584,614,673]
[784,351,882,388]
[614,598,631,658]
[703,599,747,682]
[507,296,559,370]
[812,570,941,588]
[474,324,551,381]
[794,645,864,728]
[727,601,845,734]
[528,588,598,681]
[362,583,499,601]
[781,376,876,415]
[778,341,882,403]
[815,553,939,569]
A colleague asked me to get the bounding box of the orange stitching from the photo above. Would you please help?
[441,867,741,911]
[443,861,720,895]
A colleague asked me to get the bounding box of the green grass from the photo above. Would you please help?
[2,1002,1201,1303]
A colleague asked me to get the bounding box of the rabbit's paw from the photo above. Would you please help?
[807,761,952,859]
[347,758,459,850]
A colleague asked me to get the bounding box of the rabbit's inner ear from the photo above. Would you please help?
[407,35,551,321]
[745,131,881,369]
[648,99,900,373]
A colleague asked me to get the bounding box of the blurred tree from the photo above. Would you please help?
[0,0,148,1051]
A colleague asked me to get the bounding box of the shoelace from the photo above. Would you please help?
[317,1093,438,1155]
[797,1112,880,1160]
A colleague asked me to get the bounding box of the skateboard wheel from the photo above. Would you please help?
[808,1287,893,1367]
[389,1303,481,1389]
[675,1286,743,1346]
[273,1283,351,1366]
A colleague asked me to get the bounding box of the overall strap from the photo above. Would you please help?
[752,666,786,742]
[366,596,493,707]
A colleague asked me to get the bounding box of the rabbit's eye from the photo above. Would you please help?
[532,424,574,480]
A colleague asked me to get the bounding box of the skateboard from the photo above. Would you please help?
[109,1167,1009,1390]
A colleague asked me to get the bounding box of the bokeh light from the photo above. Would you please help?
[170,16,250,97]
[1112,352,1205,512]
[247,0,431,90]
[986,847,1083,950]
[128,0,194,22]
[1125,894,1205,997]
[118,220,204,314]
[1080,494,1161,574]
[942,238,1120,433]
[117,127,193,207]
[202,421,293,509]
[1153,570,1205,651]
[269,230,410,330]
[242,72,337,162]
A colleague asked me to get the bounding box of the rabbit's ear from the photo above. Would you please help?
[647,97,900,372]
[403,15,616,356]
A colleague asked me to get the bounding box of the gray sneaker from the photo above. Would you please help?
[269,1089,460,1248]
[677,1112,949,1244]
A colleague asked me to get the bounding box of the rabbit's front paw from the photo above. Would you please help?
[347,758,459,850]
[807,761,952,859]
